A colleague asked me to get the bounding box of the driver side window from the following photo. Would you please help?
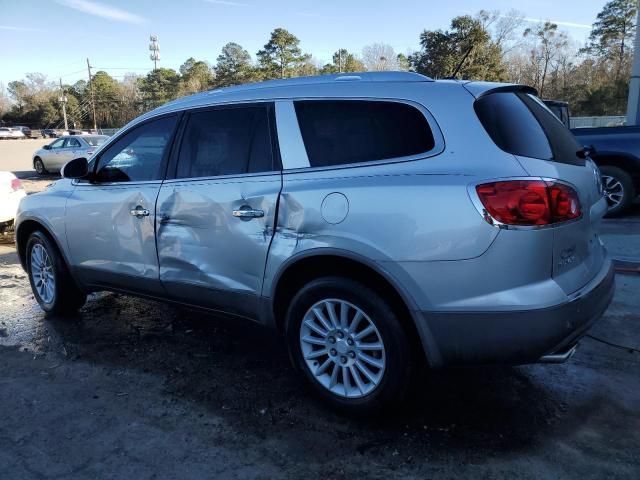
[95,115,177,182]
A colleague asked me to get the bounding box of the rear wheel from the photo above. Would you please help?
[26,231,86,314]
[285,277,412,415]
[34,157,47,175]
[600,165,635,217]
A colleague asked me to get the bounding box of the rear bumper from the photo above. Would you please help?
[422,257,615,366]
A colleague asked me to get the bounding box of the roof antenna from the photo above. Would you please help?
[446,44,474,80]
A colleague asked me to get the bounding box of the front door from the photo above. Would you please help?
[65,114,179,295]
[156,103,281,318]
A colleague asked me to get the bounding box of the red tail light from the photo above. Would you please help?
[10,178,22,191]
[475,180,581,226]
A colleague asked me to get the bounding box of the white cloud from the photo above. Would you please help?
[499,14,591,30]
[0,25,39,31]
[56,0,145,24]
[524,17,592,29]
[204,0,248,6]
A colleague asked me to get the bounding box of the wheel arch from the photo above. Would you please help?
[593,152,640,188]
[16,219,72,274]
[270,249,439,366]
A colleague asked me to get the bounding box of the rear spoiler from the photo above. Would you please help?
[463,82,538,99]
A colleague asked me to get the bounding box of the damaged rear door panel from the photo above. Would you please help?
[155,102,282,319]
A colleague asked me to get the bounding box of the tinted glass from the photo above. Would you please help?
[95,115,177,182]
[521,94,583,165]
[475,92,553,160]
[294,100,436,167]
[176,105,274,178]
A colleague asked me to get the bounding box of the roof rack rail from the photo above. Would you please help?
[204,71,433,96]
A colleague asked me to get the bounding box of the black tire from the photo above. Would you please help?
[34,157,47,175]
[600,165,635,217]
[285,276,412,415]
[26,231,86,315]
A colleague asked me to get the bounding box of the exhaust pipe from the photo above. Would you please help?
[539,343,578,364]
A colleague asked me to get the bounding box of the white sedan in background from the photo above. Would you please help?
[32,135,108,174]
[0,172,26,233]
[0,128,26,139]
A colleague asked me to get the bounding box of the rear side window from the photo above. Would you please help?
[475,92,583,165]
[294,100,436,168]
[176,105,275,178]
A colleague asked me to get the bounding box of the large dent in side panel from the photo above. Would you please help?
[272,173,499,263]
[156,180,278,295]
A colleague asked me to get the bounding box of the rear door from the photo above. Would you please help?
[59,137,83,166]
[156,102,282,319]
[474,90,606,294]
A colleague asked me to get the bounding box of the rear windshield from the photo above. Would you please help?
[85,136,108,146]
[475,92,583,165]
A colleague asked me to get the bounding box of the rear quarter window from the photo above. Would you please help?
[475,92,583,165]
[294,100,436,168]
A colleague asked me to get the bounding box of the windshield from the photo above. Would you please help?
[85,136,108,146]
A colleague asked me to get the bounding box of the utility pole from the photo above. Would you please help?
[59,78,68,130]
[86,58,97,131]
[626,0,640,125]
[338,49,343,73]
[149,35,160,71]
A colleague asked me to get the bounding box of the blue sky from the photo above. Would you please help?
[1,0,604,88]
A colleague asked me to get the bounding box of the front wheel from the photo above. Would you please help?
[33,157,47,175]
[285,277,412,415]
[600,165,635,217]
[26,231,86,314]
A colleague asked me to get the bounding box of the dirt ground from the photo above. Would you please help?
[1,243,639,479]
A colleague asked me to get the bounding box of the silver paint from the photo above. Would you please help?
[15,72,613,369]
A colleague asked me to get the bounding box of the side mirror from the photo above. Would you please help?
[62,157,89,179]
[43,145,51,150]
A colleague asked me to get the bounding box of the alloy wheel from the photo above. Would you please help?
[30,244,55,304]
[299,299,386,399]
[602,174,624,210]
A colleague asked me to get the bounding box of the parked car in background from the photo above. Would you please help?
[543,100,640,216]
[32,135,109,174]
[571,127,640,216]
[13,126,32,138]
[0,172,26,234]
[16,73,614,413]
[0,127,25,139]
[41,129,60,138]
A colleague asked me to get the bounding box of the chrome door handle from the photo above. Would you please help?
[232,206,264,219]
[130,206,150,218]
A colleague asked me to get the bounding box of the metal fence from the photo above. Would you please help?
[97,128,119,136]
[570,116,627,128]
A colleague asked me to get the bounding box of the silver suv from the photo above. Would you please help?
[15,72,614,413]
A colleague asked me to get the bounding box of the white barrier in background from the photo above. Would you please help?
[570,116,626,128]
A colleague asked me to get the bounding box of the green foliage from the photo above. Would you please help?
[586,0,637,79]
[1,9,638,127]
[320,49,364,74]
[215,42,256,87]
[410,15,506,80]
[138,68,180,109]
[178,58,214,95]
[257,28,310,79]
